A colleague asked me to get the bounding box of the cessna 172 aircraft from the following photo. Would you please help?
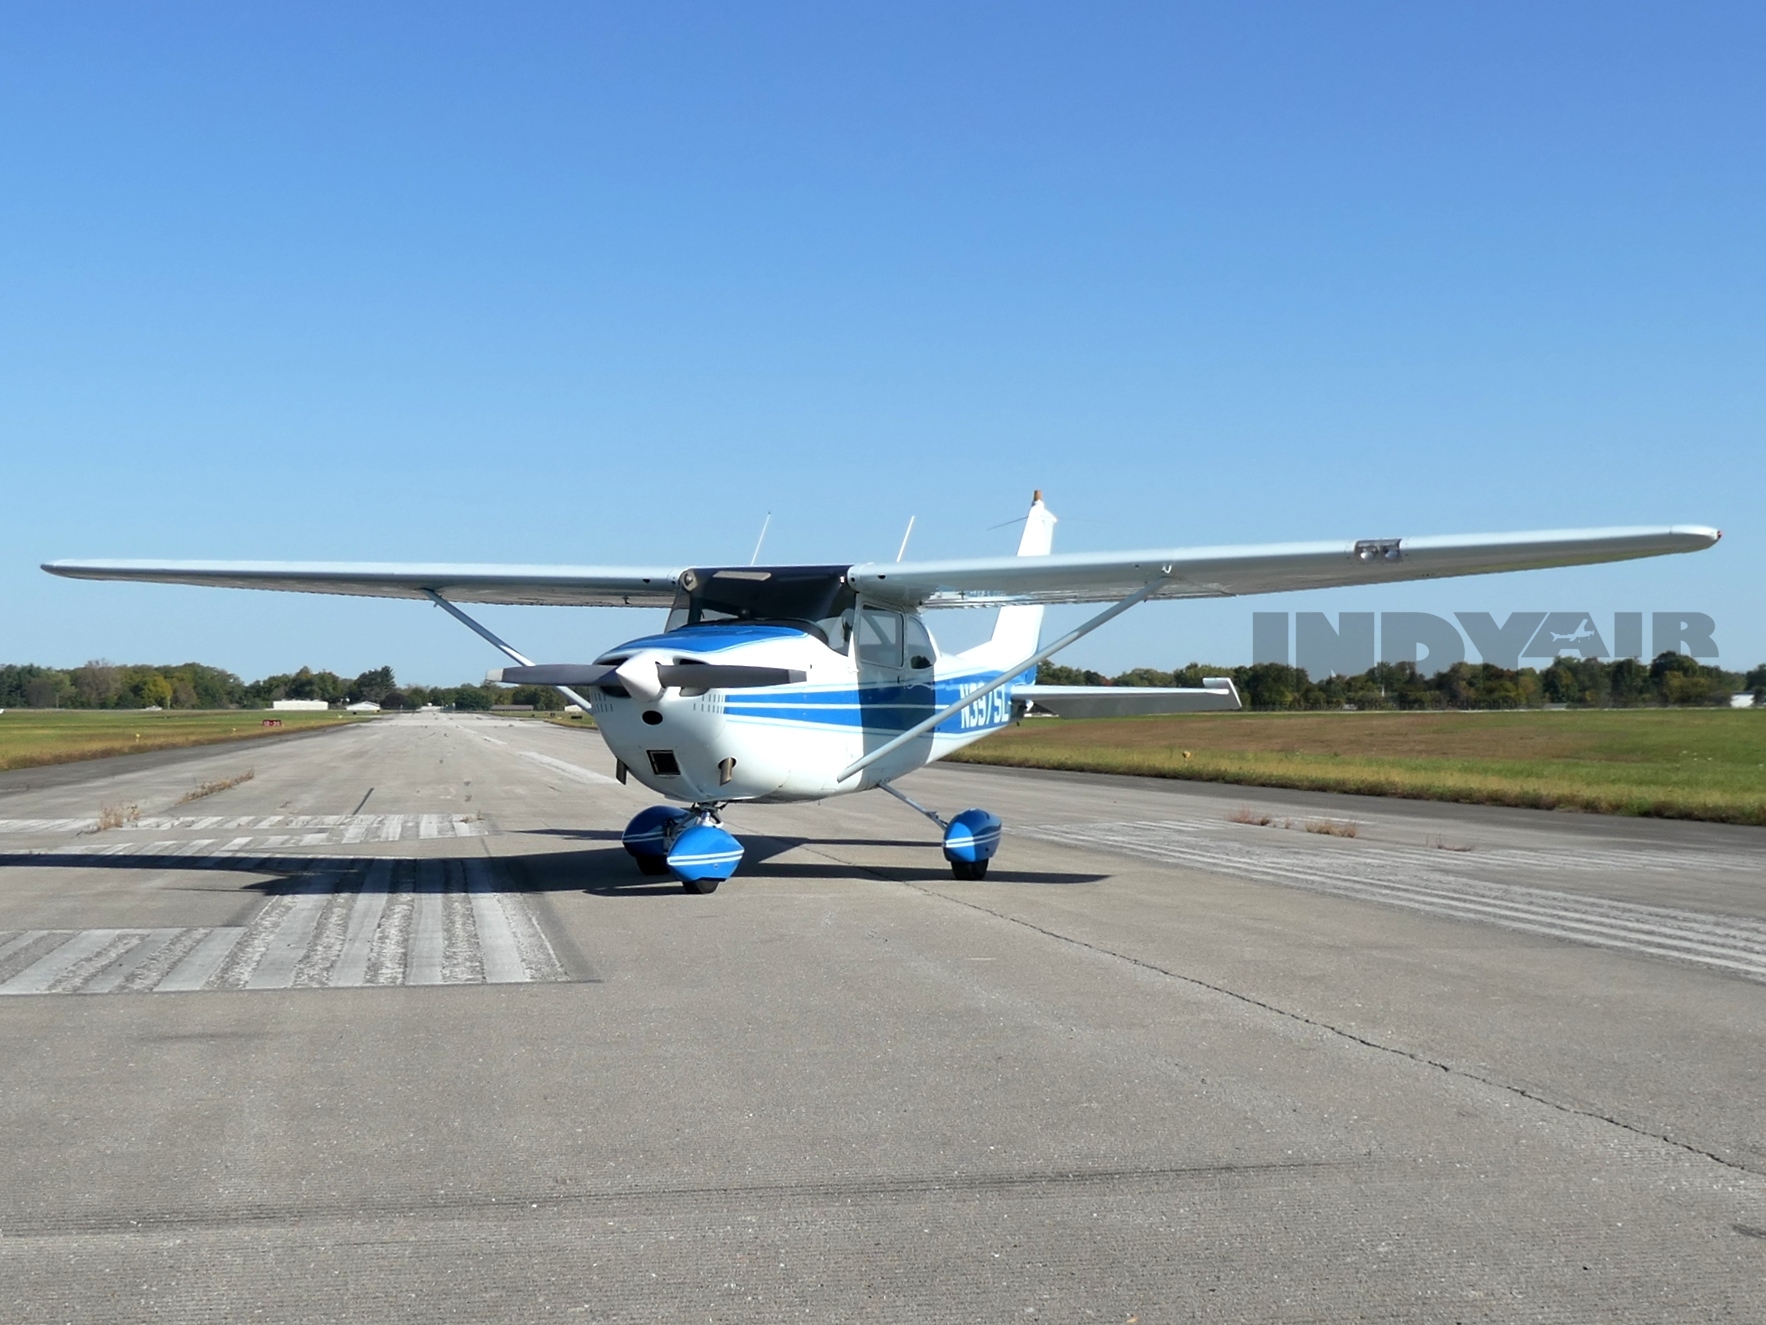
[45,495,1718,892]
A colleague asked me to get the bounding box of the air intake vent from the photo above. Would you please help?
[647,750,681,777]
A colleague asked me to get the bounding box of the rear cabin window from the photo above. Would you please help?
[904,615,936,670]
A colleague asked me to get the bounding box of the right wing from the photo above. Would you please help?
[850,526,1721,609]
[40,560,687,607]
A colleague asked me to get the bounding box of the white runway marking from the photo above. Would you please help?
[517,751,623,786]
[1020,820,1766,983]
[0,813,485,837]
[0,857,564,996]
[155,928,245,992]
[331,860,393,986]
[4,813,489,855]
[0,818,99,834]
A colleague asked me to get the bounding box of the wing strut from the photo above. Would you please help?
[837,575,1168,783]
[423,590,597,712]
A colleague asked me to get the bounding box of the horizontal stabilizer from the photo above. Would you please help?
[1016,679,1241,719]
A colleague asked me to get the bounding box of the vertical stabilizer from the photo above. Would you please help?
[973,491,1055,665]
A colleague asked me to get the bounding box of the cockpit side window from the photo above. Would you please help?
[857,608,904,668]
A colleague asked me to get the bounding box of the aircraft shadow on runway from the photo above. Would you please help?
[0,839,1108,896]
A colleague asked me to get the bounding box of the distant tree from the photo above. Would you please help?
[176,663,246,708]
[132,674,174,709]
[1648,652,1736,706]
[1231,662,1314,710]
[70,661,121,708]
[1037,662,1108,686]
[380,690,408,710]
[350,666,397,703]
[1607,657,1653,706]
[1745,664,1766,697]
[1171,664,1238,690]
[510,684,565,711]
[282,666,347,702]
[1112,667,1174,688]
[1362,661,1437,710]
[451,685,494,711]
[24,674,69,708]
[0,665,59,707]
[1541,657,1610,706]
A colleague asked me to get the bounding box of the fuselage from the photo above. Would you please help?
[590,618,1030,804]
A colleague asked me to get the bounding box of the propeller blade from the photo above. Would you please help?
[486,663,619,686]
[657,664,807,690]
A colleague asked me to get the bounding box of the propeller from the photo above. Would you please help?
[488,659,806,696]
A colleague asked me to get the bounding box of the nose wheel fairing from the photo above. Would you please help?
[622,805,745,893]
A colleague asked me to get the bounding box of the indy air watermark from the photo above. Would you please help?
[1253,612,1718,677]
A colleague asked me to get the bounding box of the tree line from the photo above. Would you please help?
[1037,653,1766,711]
[5,652,1759,714]
[0,662,567,713]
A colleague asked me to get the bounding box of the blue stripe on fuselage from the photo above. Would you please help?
[606,624,810,655]
[724,668,1035,735]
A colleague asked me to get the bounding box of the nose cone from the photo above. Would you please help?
[613,651,667,702]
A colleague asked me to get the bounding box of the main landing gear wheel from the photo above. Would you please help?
[635,853,673,877]
[941,808,1002,882]
[680,875,722,895]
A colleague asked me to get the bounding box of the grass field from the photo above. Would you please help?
[0,709,365,772]
[950,709,1766,826]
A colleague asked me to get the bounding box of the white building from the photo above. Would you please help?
[345,701,381,713]
[270,699,330,712]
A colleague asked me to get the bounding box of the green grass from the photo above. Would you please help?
[543,711,597,730]
[949,709,1766,826]
[0,709,365,772]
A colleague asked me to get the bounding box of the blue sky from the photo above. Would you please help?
[3,3,1760,683]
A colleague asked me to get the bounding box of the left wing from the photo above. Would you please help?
[849,526,1720,608]
[40,560,686,607]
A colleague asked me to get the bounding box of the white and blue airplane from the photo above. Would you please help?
[45,496,1719,892]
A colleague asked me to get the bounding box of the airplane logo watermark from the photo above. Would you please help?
[1253,612,1718,676]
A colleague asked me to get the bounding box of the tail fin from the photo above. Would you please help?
[980,491,1056,664]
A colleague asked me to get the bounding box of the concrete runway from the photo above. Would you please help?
[0,711,1761,1321]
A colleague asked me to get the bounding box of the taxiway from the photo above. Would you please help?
[1,712,1761,1321]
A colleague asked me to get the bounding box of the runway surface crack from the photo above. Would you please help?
[797,840,1764,1182]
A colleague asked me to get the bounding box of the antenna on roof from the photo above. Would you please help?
[749,513,772,566]
[896,516,916,563]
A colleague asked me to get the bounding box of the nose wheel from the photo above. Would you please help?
[622,805,743,893]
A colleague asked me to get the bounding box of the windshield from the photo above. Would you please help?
[665,565,856,648]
